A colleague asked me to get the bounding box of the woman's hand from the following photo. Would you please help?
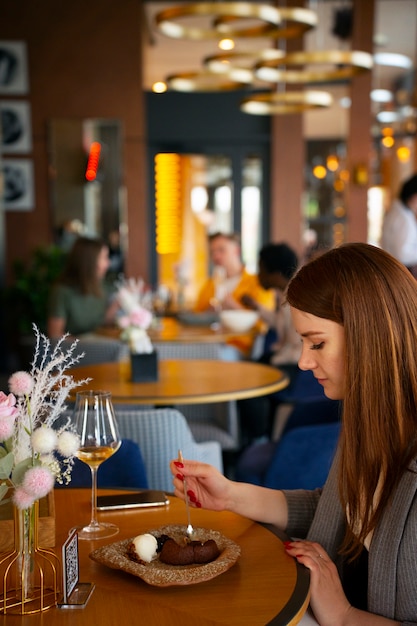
[170,459,233,512]
[285,540,352,626]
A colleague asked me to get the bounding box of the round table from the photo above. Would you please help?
[98,317,254,344]
[4,489,309,625]
[70,359,289,405]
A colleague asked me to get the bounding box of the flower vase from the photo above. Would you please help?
[0,500,60,615]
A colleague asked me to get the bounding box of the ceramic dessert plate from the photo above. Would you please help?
[89,524,241,587]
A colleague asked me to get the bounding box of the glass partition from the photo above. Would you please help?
[152,151,265,307]
[48,118,126,259]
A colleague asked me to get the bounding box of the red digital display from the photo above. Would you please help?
[85,142,101,181]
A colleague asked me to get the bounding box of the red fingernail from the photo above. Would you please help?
[176,473,184,481]
[187,489,196,499]
[283,541,292,548]
[195,501,202,508]
[295,554,302,558]
[174,461,184,468]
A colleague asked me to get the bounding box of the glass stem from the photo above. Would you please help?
[89,465,100,528]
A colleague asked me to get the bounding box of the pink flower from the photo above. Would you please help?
[117,315,131,329]
[12,487,36,510]
[8,371,34,396]
[0,391,18,419]
[130,307,152,329]
[0,416,15,441]
[22,466,55,499]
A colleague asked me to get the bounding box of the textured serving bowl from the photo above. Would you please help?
[219,310,259,333]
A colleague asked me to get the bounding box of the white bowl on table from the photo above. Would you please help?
[219,310,259,333]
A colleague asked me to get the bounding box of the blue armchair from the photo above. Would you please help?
[235,398,341,489]
[58,438,149,489]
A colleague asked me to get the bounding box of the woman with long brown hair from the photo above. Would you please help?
[47,236,119,338]
[170,243,417,625]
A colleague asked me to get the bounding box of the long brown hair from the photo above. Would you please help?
[286,242,417,558]
[59,236,105,297]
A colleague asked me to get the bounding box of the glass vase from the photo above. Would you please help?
[0,500,60,615]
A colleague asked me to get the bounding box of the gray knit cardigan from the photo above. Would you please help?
[283,453,417,625]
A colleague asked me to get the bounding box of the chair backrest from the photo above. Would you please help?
[57,438,149,489]
[116,407,223,491]
[264,422,341,490]
[282,398,342,436]
[50,336,127,367]
[153,341,223,360]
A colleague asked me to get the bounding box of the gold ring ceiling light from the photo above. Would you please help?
[213,7,317,40]
[240,90,333,115]
[203,49,286,84]
[166,71,249,92]
[154,3,283,40]
[255,50,374,83]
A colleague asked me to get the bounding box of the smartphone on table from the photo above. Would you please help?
[96,490,169,511]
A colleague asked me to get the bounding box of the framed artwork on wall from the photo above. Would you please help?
[0,100,32,153]
[1,158,34,210]
[0,41,29,95]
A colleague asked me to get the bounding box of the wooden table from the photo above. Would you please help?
[98,317,246,344]
[70,360,289,405]
[1,489,309,625]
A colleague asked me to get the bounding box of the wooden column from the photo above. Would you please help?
[344,0,375,242]
[269,0,305,257]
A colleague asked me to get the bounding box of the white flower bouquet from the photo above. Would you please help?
[116,282,154,354]
[0,326,89,510]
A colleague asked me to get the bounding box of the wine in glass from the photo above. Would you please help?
[72,390,121,540]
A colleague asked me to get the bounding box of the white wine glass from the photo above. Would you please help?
[72,390,121,540]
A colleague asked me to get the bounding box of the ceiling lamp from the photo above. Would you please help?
[203,49,285,83]
[213,7,317,39]
[154,3,282,40]
[240,90,333,115]
[371,89,393,103]
[374,52,413,69]
[255,50,373,83]
[376,111,403,123]
[166,71,249,92]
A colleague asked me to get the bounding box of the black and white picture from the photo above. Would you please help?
[1,158,34,210]
[0,101,32,153]
[0,41,29,95]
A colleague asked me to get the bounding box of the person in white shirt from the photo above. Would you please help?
[380,173,417,277]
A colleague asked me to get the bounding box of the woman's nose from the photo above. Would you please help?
[298,346,316,371]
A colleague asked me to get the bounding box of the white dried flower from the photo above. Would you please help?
[31,426,58,454]
[57,431,80,457]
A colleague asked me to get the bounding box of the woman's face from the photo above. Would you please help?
[96,246,110,279]
[290,308,346,400]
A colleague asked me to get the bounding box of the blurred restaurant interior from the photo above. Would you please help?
[0,0,417,371]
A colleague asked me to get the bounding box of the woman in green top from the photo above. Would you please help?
[47,236,119,338]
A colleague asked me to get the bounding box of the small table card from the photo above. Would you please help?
[58,530,95,609]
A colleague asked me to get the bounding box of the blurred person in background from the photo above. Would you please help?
[239,242,301,445]
[380,173,417,277]
[47,236,119,339]
[194,231,274,358]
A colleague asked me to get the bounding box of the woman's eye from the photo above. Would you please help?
[311,341,324,350]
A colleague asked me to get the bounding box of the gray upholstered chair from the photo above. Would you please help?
[49,335,128,367]
[115,407,223,492]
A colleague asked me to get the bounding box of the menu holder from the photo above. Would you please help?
[58,530,94,609]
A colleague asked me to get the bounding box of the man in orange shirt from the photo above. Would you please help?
[194,232,274,358]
